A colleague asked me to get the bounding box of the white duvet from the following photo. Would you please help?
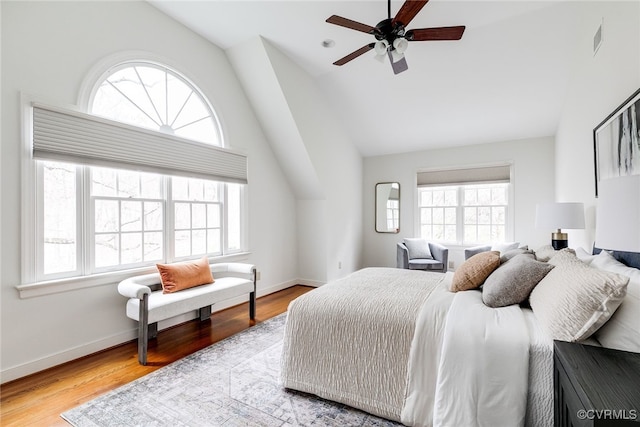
[281,268,553,427]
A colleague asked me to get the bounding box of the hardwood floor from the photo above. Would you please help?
[0,285,314,427]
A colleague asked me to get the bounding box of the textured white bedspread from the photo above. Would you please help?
[281,268,554,427]
[281,267,445,421]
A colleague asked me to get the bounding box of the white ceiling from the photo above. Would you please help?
[150,0,581,156]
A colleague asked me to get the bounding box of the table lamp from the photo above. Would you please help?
[535,202,585,250]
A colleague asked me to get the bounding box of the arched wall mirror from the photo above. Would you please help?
[375,182,400,233]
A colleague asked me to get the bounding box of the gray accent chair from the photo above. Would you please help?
[397,241,449,273]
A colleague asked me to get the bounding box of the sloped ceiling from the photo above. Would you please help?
[150,0,583,156]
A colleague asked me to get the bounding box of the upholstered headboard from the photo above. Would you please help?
[593,247,640,270]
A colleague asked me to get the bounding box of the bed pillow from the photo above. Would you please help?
[157,256,214,294]
[575,247,597,265]
[534,245,575,262]
[482,254,554,308]
[500,248,535,263]
[591,251,640,353]
[403,238,433,260]
[491,242,520,253]
[529,250,629,342]
[450,251,500,292]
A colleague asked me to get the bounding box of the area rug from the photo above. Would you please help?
[61,314,402,426]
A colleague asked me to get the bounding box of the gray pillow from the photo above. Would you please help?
[500,248,535,264]
[403,238,432,260]
[482,254,554,308]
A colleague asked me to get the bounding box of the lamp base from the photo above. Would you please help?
[551,231,568,250]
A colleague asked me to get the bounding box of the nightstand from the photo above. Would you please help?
[554,341,640,427]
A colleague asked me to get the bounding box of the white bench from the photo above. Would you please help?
[118,262,256,365]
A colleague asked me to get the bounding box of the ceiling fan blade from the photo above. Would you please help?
[388,51,409,74]
[407,26,466,41]
[333,43,375,66]
[392,0,429,27]
[326,15,376,34]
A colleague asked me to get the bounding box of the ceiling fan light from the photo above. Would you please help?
[374,53,386,63]
[374,39,389,55]
[393,37,409,54]
[391,49,405,63]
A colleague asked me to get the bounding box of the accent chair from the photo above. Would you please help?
[397,238,449,273]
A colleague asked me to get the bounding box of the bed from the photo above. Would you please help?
[280,247,640,427]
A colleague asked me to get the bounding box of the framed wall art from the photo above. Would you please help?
[593,88,640,197]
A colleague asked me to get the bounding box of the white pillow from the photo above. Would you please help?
[534,245,575,262]
[575,247,597,265]
[591,251,640,353]
[403,238,433,260]
[529,250,629,342]
[491,242,519,253]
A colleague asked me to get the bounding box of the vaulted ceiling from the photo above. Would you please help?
[150,1,582,157]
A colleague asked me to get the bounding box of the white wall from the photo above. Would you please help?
[363,137,556,269]
[1,1,297,382]
[555,1,640,250]
[227,37,364,284]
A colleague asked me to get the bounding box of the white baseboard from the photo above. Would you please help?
[0,278,314,384]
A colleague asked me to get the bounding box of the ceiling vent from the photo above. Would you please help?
[593,20,603,55]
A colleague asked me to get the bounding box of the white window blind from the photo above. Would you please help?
[32,104,247,184]
[417,165,510,187]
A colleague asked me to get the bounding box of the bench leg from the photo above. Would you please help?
[249,291,256,321]
[148,322,158,340]
[199,306,212,321]
[138,294,149,365]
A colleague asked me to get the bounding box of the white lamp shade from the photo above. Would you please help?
[595,176,640,252]
[535,202,585,230]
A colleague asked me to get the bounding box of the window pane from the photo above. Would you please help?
[43,162,77,274]
[478,225,491,242]
[117,170,140,198]
[208,229,221,254]
[464,207,477,224]
[95,234,119,267]
[421,225,432,239]
[95,200,119,232]
[444,207,456,224]
[140,174,162,199]
[172,177,189,200]
[464,189,477,205]
[444,190,457,206]
[91,167,117,197]
[444,225,456,242]
[189,179,204,201]
[433,225,444,240]
[192,230,206,255]
[175,230,190,257]
[121,201,142,232]
[227,184,242,250]
[175,203,190,229]
[204,181,219,202]
[208,204,221,228]
[433,191,444,206]
[121,233,142,264]
[192,203,206,229]
[420,191,432,206]
[144,232,163,261]
[478,207,491,224]
[492,187,507,205]
[464,225,477,242]
[478,188,491,205]
[492,207,506,225]
[144,202,163,231]
[433,208,444,224]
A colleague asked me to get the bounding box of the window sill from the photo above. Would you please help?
[16,252,251,299]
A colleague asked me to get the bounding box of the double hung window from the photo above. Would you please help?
[417,166,511,245]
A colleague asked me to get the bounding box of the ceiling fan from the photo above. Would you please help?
[326,0,465,74]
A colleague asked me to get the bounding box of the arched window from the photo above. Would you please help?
[28,61,245,285]
[91,62,222,146]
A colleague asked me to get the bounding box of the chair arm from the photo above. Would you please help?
[118,276,154,300]
[428,242,449,273]
[464,245,492,260]
[397,243,409,269]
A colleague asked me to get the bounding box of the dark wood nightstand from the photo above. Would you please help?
[554,340,640,427]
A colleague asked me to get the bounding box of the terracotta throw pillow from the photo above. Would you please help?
[450,251,501,292]
[157,256,214,294]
